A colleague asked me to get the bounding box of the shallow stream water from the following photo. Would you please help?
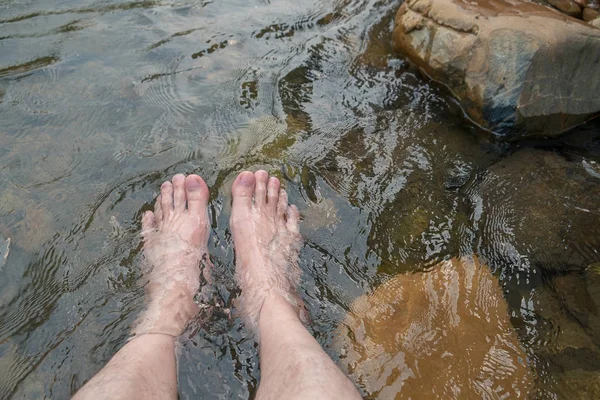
[1,0,600,398]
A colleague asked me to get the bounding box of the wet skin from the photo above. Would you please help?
[73,173,211,400]
[74,172,361,400]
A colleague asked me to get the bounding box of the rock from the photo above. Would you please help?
[0,236,9,269]
[584,6,600,20]
[548,0,582,16]
[465,148,600,272]
[534,282,596,351]
[527,268,600,398]
[553,265,600,346]
[592,16,600,26]
[528,273,600,398]
[552,369,600,399]
[0,188,56,253]
[392,0,600,138]
[303,198,339,230]
[335,255,534,398]
[575,0,589,7]
[314,115,497,274]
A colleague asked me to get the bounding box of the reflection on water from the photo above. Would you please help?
[0,0,599,398]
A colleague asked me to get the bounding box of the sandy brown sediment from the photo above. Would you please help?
[335,255,534,398]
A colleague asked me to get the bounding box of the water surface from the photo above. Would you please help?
[1,0,600,398]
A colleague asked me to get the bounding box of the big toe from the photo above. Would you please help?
[185,174,210,217]
[231,171,255,217]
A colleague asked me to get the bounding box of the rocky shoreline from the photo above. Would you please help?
[392,0,600,138]
[333,2,600,396]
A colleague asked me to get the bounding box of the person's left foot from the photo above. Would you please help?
[229,170,305,336]
[134,174,211,337]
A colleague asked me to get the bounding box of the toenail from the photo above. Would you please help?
[187,177,201,190]
[239,172,254,186]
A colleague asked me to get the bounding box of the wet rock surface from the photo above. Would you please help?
[464,148,600,272]
[313,113,499,274]
[530,266,600,398]
[392,0,600,137]
[552,265,600,346]
[334,255,534,398]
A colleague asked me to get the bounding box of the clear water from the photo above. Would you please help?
[1,0,600,398]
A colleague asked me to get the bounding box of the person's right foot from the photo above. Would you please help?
[135,174,211,338]
[230,170,304,336]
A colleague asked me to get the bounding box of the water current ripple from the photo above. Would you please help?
[1,0,600,398]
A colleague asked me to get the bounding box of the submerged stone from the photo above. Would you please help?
[465,148,600,272]
[553,265,600,346]
[0,236,10,268]
[392,0,600,138]
[533,268,600,398]
[335,255,534,398]
[553,369,600,399]
[303,198,339,230]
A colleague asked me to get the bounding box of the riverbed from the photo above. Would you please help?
[1,0,599,398]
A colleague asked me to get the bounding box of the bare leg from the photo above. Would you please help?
[230,170,361,400]
[74,174,211,400]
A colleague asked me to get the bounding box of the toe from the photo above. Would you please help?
[232,171,256,212]
[286,205,300,233]
[277,188,288,218]
[186,174,209,217]
[254,170,268,208]
[142,210,155,233]
[172,174,186,211]
[267,177,280,214]
[154,195,164,226]
[160,181,174,220]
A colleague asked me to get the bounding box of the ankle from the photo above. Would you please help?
[133,290,199,337]
[260,292,303,326]
[129,331,177,344]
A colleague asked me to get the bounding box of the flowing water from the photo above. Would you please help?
[1,0,600,398]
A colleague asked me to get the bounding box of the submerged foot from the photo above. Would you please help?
[230,170,305,336]
[134,173,211,337]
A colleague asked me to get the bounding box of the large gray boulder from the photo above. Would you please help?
[393,0,600,138]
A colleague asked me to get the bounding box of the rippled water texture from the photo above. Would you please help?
[1,0,600,398]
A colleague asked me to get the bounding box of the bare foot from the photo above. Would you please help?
[134,173,211,338]
[230,170,305,336]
